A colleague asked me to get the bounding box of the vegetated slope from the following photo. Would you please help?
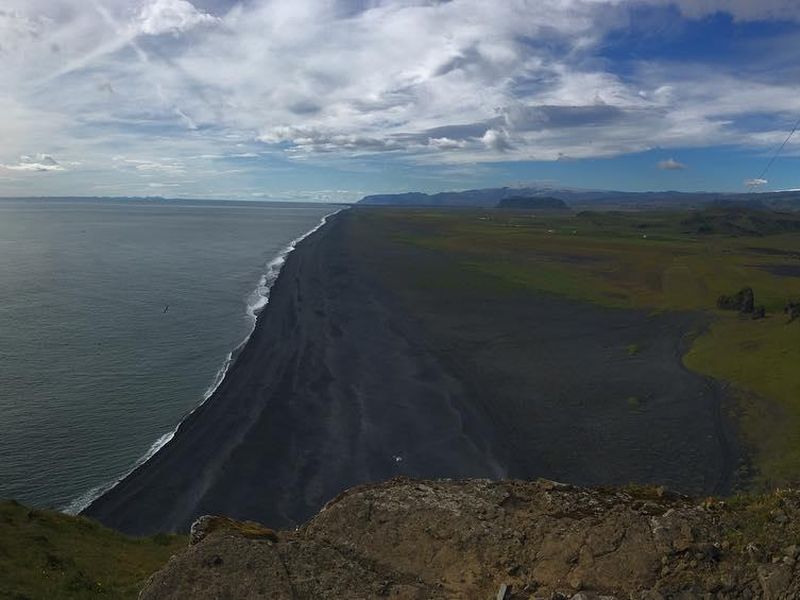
[0,500,183,599]
[681,206,800,236]
[140,478,800,600]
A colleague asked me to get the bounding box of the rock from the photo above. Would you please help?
[752,305,766,320]
[141,479,800,600]
[757,565,793,600]
[717,287,755,313]
[784,544,799,560]
[746,542,766,563]
[695,542,721,562]
[189,515,277,546]
[785,301,800,322]
[570,593,600,600]
[771,510,789,525]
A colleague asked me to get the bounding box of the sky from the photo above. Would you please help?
[1,0,800,201]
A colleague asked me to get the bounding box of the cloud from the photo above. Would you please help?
[1,0,800,197]
[258,126,402,154]
[427,137,467,150]
[658,157,687,170]
[138,0,219,36]
[745,178,768,187]
[481,129,513,152]
[147,182,181,187]
[502,103,626,131]
[1,154,65,172]
[119,158,186,175]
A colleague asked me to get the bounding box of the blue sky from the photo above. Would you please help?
[1,0,799,201]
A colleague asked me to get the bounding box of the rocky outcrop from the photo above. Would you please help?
[139,478,800,599]
[717,287,755,314]
[785,301,800,323]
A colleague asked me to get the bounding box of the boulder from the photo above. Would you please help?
[189,515,277,546]
[785,301,800,323]
[717,287,755,313]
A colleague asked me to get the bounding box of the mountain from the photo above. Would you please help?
[360,186,540,207]
[497,196,569,210]
[358,186,800,210]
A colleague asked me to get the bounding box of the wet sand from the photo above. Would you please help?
[85,209,741,535]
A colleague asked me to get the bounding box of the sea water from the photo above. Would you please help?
[0,198,336,511]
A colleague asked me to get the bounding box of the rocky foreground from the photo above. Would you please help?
[140,478,800,599]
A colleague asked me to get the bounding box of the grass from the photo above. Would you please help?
[626,344,642,357]
[723,489,800,554]
[0,500,184,599]
[354,206,800,485]
[684,314,800,485]
[626,396,642,409]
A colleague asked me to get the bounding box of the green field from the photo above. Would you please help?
[356,206,800,486]
[0,500,184,599]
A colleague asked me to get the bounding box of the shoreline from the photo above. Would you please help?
[67,209,341,517]
[84,209,742,535]
[85,209,506,534]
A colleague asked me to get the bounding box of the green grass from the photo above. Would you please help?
[0,500,184,599]
[626,396,642,410]
[684,315,800,485]
[356,206,800,485]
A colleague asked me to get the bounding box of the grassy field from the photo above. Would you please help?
[356,206,800,487]
[0,500,184,599]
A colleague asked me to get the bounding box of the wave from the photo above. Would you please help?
[62,207,343,516]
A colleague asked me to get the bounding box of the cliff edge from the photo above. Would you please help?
[140,478,800,599]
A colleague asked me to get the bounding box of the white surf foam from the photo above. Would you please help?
[62,207,343,515]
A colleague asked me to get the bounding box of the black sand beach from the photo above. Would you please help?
[85,209,740,535]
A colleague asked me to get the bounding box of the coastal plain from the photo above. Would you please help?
[84,205,800,535]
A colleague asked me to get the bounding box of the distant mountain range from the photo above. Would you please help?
[359,186,800,210]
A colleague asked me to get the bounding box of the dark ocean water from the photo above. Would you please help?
[0,198,336,512]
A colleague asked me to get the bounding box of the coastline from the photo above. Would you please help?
[68,209,341,517]
[84,208,741,535]
[84,209,505,535]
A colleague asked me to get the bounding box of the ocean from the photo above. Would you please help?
[0,198,337,512]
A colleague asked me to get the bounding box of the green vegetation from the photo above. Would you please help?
[357,206,800,485]
[0,500,184,599]
[723,489,800,554]
[626,396,641,409]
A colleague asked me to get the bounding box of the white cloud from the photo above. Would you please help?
[1,154,65,172]
[658,157,687,170]
[745,178,768,187]
[138,0,218,36]
[1,0,799,196]
[428,137,467,150]
[481,128,513,152]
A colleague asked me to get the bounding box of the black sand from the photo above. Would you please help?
[85,210,740,535]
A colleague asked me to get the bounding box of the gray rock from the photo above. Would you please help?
[189,515,216,545]
[757,564,793,600]
[570,593,600,600]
